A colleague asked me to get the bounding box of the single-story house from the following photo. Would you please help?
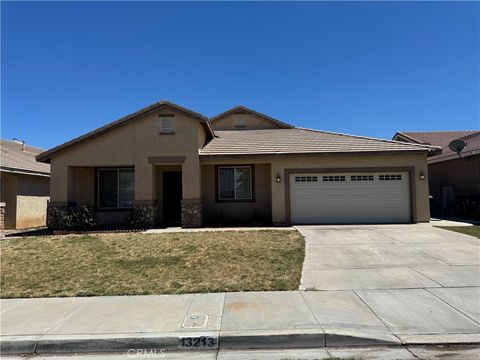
[1,139,50,230]
[36,101,439,228]
[393,131,480,219]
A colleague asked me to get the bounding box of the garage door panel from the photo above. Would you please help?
[290,172,411,224]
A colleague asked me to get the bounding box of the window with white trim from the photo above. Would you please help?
[161,116,174,133]
[218,166,252,200]
[98,168,135,209]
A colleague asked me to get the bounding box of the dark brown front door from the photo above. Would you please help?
[163,171,182,225]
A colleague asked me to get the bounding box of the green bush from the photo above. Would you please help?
[125,207,144,228]
[63,204,96,230]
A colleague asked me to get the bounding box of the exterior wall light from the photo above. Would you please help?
[419,171,425,180]
[275,174,282,183]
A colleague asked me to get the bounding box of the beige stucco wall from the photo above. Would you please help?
[211,113,281,130]
[16,173,49,229]
[16,195,48,228]
[201,163,272,224]
[73,167,95,205]
[201,152,430,224]
[1,173,17,229]
[428,155,480,196]
[46,105,430,226]
[49,108,207,212]
[0,172,49,229]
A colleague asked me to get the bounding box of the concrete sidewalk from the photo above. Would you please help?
[2,288,479,355]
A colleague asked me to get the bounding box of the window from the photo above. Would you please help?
[294,176,318,182]
[323,175,345,182]
[379,174,402,181]
[218,166,252,200]
[98,168,134,209]
[161,116,174,133]
[351,175,374,181]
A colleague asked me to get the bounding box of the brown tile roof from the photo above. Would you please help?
[37,100,213,163]
[1,139,50,175]
[33,100,441,162]
[210,105,294,129]
[394,130,480,163]
[200,128,439,157]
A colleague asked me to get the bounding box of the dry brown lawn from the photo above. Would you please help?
[0,230,305,298]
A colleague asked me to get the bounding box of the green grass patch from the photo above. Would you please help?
[0,230,305,298]
[435,225,480,238]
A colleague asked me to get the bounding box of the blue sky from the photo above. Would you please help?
[2,1,479,149]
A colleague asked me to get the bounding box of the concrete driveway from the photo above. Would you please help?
[2,224,479,355]
[296,224,480,291]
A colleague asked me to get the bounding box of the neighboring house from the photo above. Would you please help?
[0,139,50,230]
[393,131,480,219]
[36,101,439,229]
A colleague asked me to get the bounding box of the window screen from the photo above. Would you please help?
[218,166,252,200]
[98,168,135,209]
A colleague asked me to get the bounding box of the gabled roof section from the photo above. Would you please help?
[200,128,440,157]
[37,100,214,163]
[1,139,50,176]
[210,105,294,129]
[394,130,480,163]
[393,130,478,146]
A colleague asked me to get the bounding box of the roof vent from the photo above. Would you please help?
[12,138,26,151]
[235,114,246,128]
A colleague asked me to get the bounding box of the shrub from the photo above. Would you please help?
[63,204,96,230]
[124,207,144,228]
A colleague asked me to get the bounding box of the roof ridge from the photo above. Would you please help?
[210,105,294,129]
[1,139,46,152]
[401,130,479,134]
[458,131,480,141]
[296,127,441,150]
[37,100,212,162]
[392,132,422,144]
[160,100,209,120]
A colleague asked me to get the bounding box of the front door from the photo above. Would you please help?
[163,171,182,225]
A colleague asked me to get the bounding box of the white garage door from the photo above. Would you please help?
[290,172,411,224]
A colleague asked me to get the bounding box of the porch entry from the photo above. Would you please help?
[163,171,182,225]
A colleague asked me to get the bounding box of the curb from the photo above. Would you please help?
[2,331,479,355]
[1,332,219,355]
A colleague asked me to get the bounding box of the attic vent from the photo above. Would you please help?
[160,115,174,134]
[235,114,246,128]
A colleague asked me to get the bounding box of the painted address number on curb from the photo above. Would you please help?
[180,336,216,348]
